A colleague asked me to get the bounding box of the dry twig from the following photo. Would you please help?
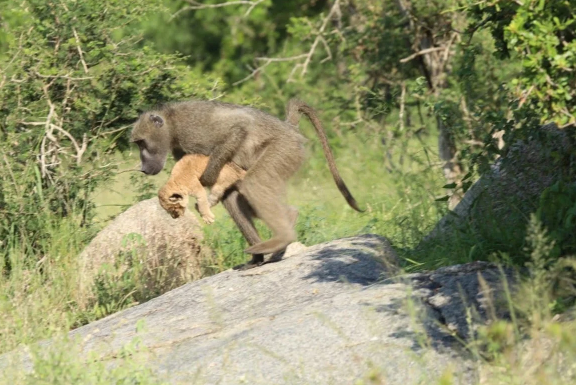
[172,0,265,20]
[22,122,88,165]
[234,0,342,85]
[399,46,446,63]
[399,82,406,131]
[72,28,89,74]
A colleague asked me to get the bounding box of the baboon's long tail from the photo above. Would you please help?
[286,98,364,212]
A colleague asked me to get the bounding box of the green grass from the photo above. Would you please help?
[1,332,166,385]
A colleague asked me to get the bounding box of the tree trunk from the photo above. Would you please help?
[395,0,462,208]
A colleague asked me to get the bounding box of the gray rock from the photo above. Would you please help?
[422,122,574,251]
[410,261,515,341]
[78,198,206,302]
[0,234,515,384]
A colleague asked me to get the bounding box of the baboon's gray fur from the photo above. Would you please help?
[130,99,362,267]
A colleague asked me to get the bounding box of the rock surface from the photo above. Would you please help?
[2,234,518,384]
[410,261,514,340]
[78,197,205,297]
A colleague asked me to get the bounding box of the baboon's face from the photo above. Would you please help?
[130,113,170,175]
[136,139,167,175]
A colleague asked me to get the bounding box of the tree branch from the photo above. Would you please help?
[232,55,309,86]
[233,0,341,85]
[72,28,89,73]
[34,71,93,80]
[399,82,406,131]
[300,0,340,77]
[172,0,265,20]
[22,121,88,165]
[399,46,445,63]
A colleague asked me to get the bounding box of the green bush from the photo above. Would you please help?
[536,181,576,261]
[468,0,576,128]
[0,0,220,265]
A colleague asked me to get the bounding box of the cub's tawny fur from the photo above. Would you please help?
[158,154,245,224]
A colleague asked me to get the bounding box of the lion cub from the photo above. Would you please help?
[158,154,246,224]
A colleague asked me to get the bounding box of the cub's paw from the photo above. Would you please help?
[201,210,216,224]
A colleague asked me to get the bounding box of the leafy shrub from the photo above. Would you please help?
[0,0,219,266]
[468,0,576,128]
[536,181,576,260]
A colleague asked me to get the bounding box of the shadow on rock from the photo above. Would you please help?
[302,234,399,286]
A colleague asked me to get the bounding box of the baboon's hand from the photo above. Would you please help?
[199,170,217,187]
[200,127,246,186]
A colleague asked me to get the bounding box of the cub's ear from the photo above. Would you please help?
[149,114,164,127]
[169,193,183,203]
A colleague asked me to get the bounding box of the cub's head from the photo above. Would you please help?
[158,186,189,219]
[130,112,171,175]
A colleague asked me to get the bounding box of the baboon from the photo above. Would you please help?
[130,98,362,269]
[158,154,246,223]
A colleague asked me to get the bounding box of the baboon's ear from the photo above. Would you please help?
[149,114,164,127]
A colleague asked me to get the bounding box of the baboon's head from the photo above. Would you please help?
[130,112,171,175]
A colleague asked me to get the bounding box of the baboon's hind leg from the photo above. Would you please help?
[288,206,299,227]
[242,195,296,255]
[262,205,300,264]
[240,142,304,255]
[221,189,265,270]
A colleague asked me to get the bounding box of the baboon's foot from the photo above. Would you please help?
[244,236,293,255]
[233,254,264,271]
[266,249,287,264]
